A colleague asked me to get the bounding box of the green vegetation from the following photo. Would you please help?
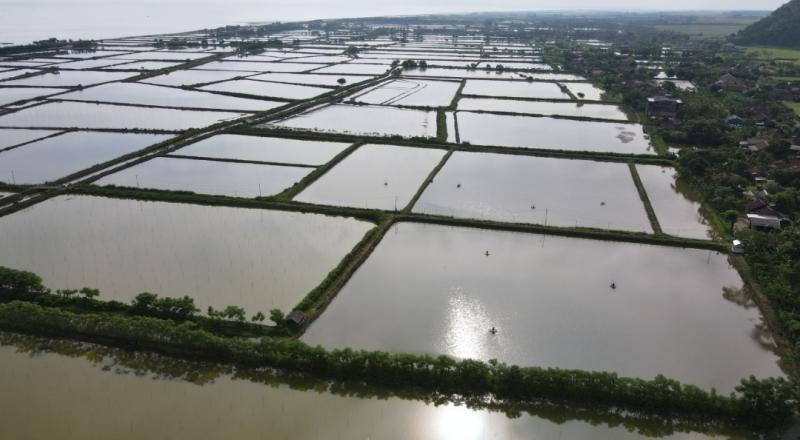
[785,101,800,116]
[654,24,749,39]
[628,163,663,234]
[734,0,800,48]
[744,47,800,66]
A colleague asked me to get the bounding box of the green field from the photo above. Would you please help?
[785,101,800,116]
[654,24,750,38]
[744,47,800,65]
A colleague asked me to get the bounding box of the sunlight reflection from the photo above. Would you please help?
[442,287,495,360]
[431,404,487,440]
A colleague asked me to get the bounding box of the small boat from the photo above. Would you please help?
[610,282,616,290]
[490,327,497,335]
[485,250,490,256]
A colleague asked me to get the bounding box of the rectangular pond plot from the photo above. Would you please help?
[456,112,655,155]
[103,61,184,71]
[295,144,445,210]
[290,55,353,64]
[198,79,330,100]
[0,340,750,440]
[637,165,714,240]
[173,134,350,166]
[566,82,606,101]
[57,59,129,70]
[197,61,326,73]
[0,69,39,81]
[481,61,552,71]
[56,82,284,112]
[457,98,629,121]
[349,78,460,107]
[106,51,212,61]
[462,79,570,100]
[0,128,60,149]
[414,152,651,232]
[446,112,457,143]
[0,101,243,131]
[312,63,389,75]
[249,73,369,87]
[97,157,311,198]
[0,71,135,87]
[0,195,372,313]
[271,104,438,138]
[0,132,170,184]
[303,222,784,392]
[141,69,255,87]
[404,68,585,81]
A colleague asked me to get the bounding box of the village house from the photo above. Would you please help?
[726,115,744,128]
[745,199,792,230]
[740,138,770,152]
[646,96,682,117]
[717,73,747,92]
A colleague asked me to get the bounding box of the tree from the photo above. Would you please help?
[344,45,359,57]
[269,308,285,326]
[80,287,100,299]
[336,78,346,85]
[252,311,266,322]
[0,266,47,299]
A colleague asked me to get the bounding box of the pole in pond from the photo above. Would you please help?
[259,183,262,197]
[135,174,140,188]
[10,170,14,185]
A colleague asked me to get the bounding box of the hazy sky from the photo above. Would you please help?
[0,0,787,44]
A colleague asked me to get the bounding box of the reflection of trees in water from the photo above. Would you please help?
[722,286,756,309]
[0,331,752,439]
[721,286,778,352]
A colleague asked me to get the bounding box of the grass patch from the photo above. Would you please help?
[744,47,800,65]
[783,101,800,116]
[654,24,747,38]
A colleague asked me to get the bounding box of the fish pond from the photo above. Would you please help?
[0,195,372,313]
[414,152,651,232]
[0,131,170,184]
[97,156,312,198]
[454,112,654,154]
[303,222,784,392]
[295,143,445,210]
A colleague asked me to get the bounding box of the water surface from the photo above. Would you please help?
[199,79,330,100]
[57,82,283,112]
[455,112,654,154]
[250,72,369,86]
[142,69,256,87]
[97,156,312,198]
[0,87,63,107]
[0,131,170,184]
[303,222,783,392]
[637,165,714,240]
[0,101,242,130]
[0,332,748,440]
[457,98,628,120]
[566,83,605,100]
[271,104,437,138]
[0,195,372,313]
[461,79,570,99]
[0,70,134,87]
[0,128,59,149]
[351,78,460,107]
[296,144,445,210]
[414,152,651,232]
[173,134,350,166]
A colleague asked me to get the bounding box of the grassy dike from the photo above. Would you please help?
[0,297,795,431]
[628,162,664,234]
